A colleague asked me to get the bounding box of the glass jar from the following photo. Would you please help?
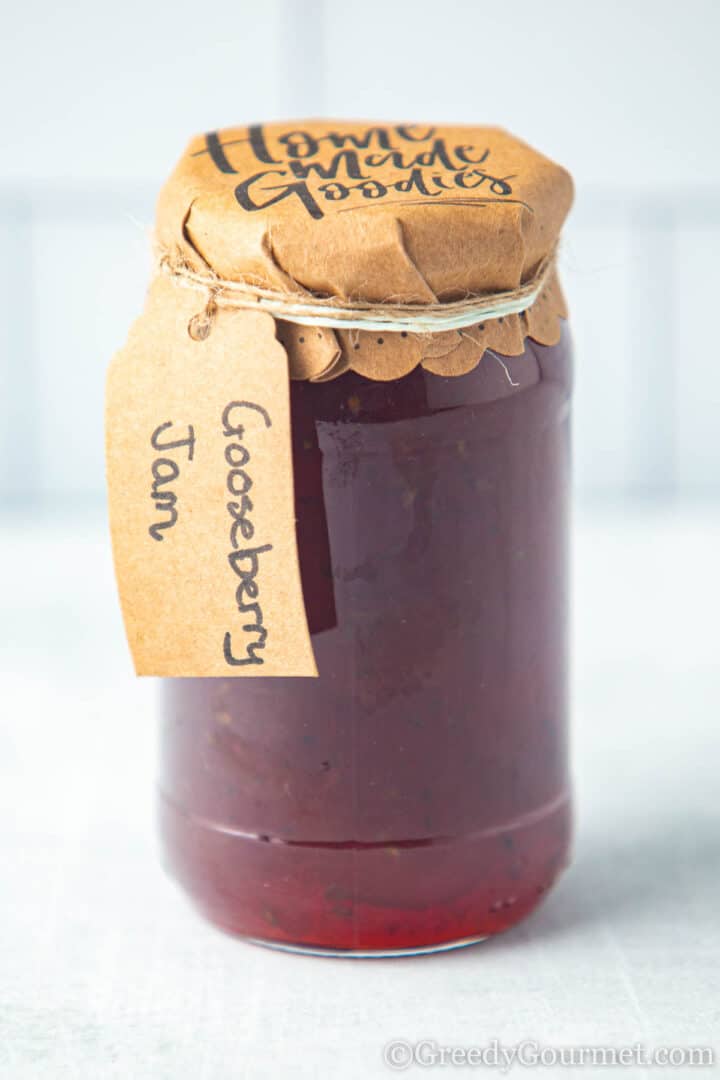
[158,327,572,955]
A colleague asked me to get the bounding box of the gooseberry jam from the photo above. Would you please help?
[158,328,572,954]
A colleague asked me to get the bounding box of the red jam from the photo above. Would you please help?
[159,329,572,953]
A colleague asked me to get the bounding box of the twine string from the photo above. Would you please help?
[158,246,557,336]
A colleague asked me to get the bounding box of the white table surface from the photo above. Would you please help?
[1,504,719,1079]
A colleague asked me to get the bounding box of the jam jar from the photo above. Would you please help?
[158,326,573,955]
[102,119,578,955]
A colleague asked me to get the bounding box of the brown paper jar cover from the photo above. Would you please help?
[155,121,573,381]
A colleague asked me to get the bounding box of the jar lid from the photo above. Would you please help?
[155,121,573,380]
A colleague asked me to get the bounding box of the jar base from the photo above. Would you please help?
[159,787,571,953]
[244,933,489,958]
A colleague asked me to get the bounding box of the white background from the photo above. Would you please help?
[1,2,719,1077]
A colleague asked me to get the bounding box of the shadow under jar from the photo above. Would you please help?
[158,327,573,955]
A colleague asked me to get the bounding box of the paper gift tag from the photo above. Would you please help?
[106,275,317,677]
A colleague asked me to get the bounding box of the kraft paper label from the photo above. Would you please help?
[105,275,317,677]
